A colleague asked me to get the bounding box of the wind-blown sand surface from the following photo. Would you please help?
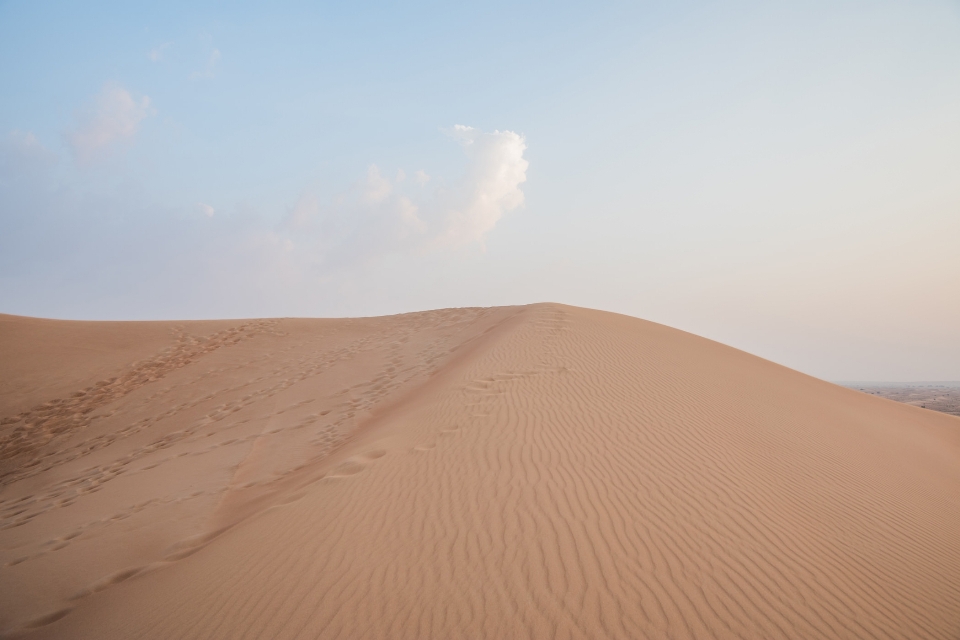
[1,304,958,639]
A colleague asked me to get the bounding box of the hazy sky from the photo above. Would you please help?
[1,1,958,381]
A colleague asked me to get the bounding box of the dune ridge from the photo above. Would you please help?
[1,304,958,639]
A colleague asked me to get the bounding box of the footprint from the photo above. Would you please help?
[71,566,144,600]
[413,443,436,452]
[162,526,231,561]
[328,460,366,477]
[25,607,73,629]
[276,491,307,506]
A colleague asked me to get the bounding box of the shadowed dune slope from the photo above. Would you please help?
[1,304,959,639]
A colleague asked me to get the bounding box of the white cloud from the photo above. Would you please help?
[450,123,476,144]
[191,48,221,80]
[437,125,528,246]
[147,42,171,62]
[360,165,392,204]
[278,125,527,272]
[63,85,152,166]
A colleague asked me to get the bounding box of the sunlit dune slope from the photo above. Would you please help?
[1,304,958,639]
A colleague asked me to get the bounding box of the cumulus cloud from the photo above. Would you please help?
[63,85,152,166]
[281,125,527,272]
[191,48,221,80]
[437,125,528,246]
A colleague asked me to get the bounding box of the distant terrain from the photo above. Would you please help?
[843,383,960,417]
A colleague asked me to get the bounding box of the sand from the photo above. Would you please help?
[1,303,958,639]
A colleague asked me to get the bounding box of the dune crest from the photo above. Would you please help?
[1,304,958,639]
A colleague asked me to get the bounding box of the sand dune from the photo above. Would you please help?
[1,304,958,639]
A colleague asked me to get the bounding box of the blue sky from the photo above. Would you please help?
[1,1,959,381]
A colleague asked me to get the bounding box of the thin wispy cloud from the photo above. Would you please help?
[63,84,152,166]
[287,193,319,230]
[147,42,172,62]
[191,48,221,80]
[2,130,57,168]
[360,165,393,205]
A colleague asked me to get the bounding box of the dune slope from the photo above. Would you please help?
[1,304,958,639]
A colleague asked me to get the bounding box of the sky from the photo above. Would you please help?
[1,1,958,382]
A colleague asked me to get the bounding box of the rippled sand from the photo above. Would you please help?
[2,304,958,639]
